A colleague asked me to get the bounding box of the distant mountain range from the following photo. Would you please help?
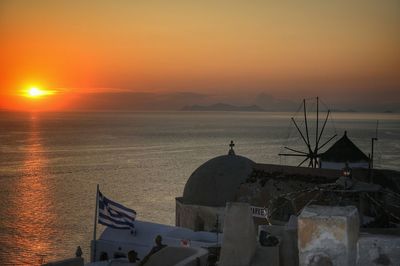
[181,103,264,112]
[7,89,395,113]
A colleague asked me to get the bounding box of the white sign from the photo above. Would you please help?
[250,206,267,218]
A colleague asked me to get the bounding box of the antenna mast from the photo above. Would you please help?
[370,120,379,169]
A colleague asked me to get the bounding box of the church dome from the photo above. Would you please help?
[182,142,255,207]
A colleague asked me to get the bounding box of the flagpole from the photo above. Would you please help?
[92,184,99,262]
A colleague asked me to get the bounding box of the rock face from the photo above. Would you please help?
[357,233,400,266]
[219,202,257,266]
[298,205,359,266]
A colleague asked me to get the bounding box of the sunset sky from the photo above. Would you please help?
[0,0,399,111]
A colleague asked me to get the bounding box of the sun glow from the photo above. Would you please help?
[25,87,54,98]
[28,87,43,97]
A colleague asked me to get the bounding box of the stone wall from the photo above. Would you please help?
[320,161,369,170]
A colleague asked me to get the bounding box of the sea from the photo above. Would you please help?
[0,111,399,265]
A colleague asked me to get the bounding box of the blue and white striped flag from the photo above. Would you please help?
[98,191,136,230]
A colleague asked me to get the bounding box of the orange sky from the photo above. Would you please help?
[0,0,399,111]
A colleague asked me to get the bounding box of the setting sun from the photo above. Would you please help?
[0,85,68,111]
[28,87,43,97]
[25,87,54,98]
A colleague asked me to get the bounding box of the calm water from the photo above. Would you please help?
[0,111,399,265]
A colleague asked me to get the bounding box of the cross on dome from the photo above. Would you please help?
[228,140,235,155]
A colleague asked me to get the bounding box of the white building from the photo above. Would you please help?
[175,142,255,232]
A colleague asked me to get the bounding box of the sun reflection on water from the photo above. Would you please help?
[11,114,57,265]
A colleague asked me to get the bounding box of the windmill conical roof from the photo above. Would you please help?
[320,131,369,162]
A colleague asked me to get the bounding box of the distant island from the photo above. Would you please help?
[181,103,265,112]
[331,108,358,113]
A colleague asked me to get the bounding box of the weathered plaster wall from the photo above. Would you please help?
[219,202,257,266]
[357,233,400,266]
[259,224,298,266]
[298,205,359,266]
[175,198,225,232]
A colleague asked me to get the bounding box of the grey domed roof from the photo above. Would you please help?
[182,153,255,207]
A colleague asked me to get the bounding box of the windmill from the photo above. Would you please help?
[279,97,337,168]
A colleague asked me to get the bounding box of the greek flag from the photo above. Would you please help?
[98,191,136,230]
